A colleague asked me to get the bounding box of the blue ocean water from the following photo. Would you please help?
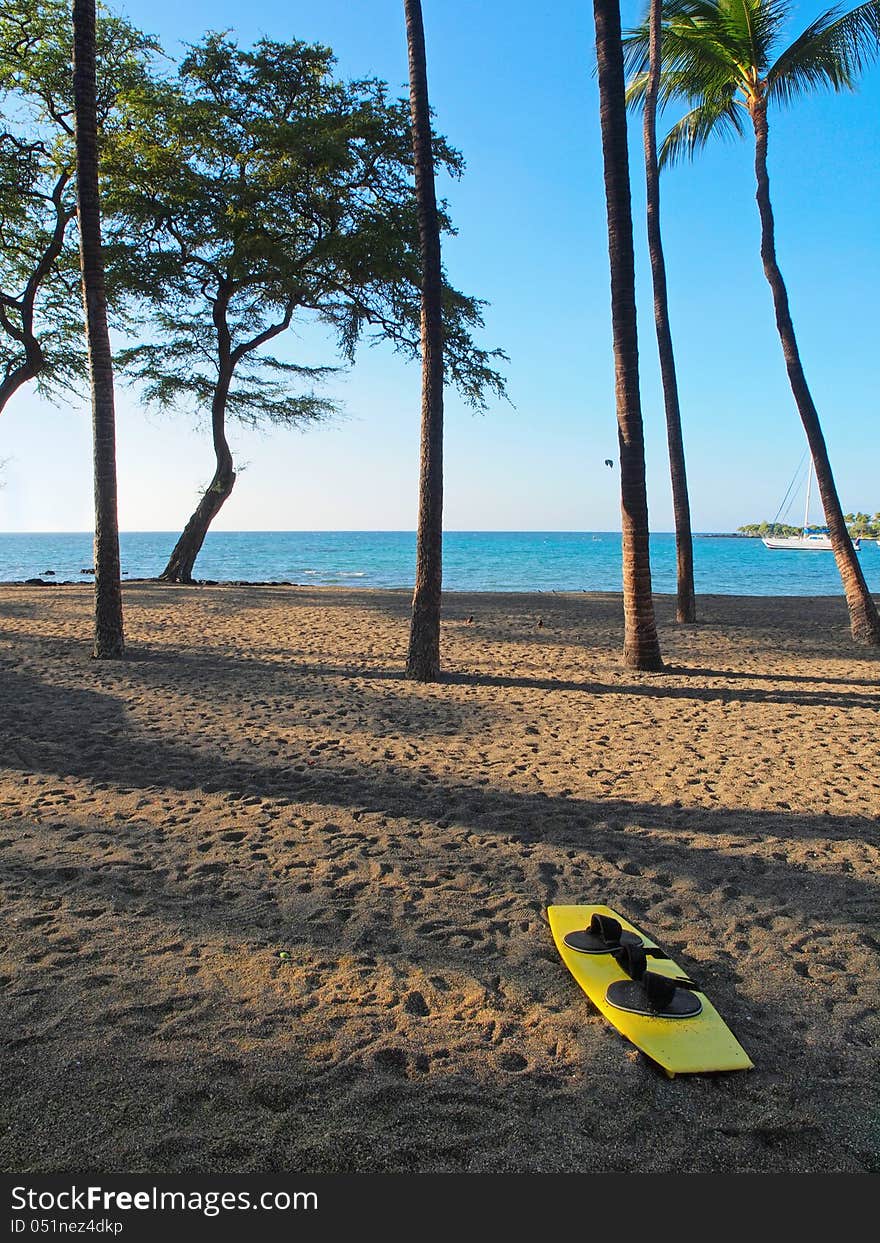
[0,530,878,595]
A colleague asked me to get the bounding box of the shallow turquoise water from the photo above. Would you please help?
[1,530,878,596]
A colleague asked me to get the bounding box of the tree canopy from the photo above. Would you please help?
[623,0,880,165]
[0,0,155,413]
[104,33,508,430]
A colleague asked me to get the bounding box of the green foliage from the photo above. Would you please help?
[117,311,340,428]
[739,514,880,537]
[739,521,808,536]
[842,511,880,537]
[623,0,880,164]
[767,3,880,104]
[0,121,81,403]
[104,32,507,430]
[0,0,156,408]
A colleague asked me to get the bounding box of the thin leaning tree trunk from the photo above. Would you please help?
[72,0,124,658]
[644,0,696,624]
[751,101,880,645]
[159,367,236,584]
[593,0,663,671]
[403,0,445,682]
[160,298,293,584]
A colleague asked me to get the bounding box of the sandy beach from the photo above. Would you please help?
[1,582,878,1174]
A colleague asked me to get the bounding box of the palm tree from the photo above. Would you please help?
[593,0,664,671]
[624,0,880,645]
[642,0,697,623]
[72,0,124,658]
[403,0,445,682]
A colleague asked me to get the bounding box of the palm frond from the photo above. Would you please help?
[626,65,726,110]
[659,89,746,165]
[621,2,728,77]
[768,1,880,103]
[624,5,749,98]
[622,23,651,77]
[627,0,880,166]
[723,0,792,73]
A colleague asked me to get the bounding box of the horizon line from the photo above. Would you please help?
[0,528,745,536]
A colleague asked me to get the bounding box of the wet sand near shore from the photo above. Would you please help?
[1,583,878,1173]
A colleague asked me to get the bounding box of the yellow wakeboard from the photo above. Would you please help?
[547,904,753,1077]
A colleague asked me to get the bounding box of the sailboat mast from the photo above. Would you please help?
[803,461,812,535]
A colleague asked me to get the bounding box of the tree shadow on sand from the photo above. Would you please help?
[2,790,877,1175]
[2,644,879,1175]
[1,663,876,900]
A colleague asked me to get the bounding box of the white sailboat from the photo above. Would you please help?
[762,461,861,552]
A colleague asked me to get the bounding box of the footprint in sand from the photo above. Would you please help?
[495,1051,528,1072]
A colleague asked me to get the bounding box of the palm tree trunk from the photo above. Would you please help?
[593,0,663,671]
[751,101,880,645]
[644,0,696,625]
[159,365,236,583]
[72,0,124,658]
[403,0,444,682]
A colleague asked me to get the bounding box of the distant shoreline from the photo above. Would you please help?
[2,531,876,597]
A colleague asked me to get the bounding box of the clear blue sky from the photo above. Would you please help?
[1,0,877,532]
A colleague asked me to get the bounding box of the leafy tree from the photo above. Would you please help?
[845,511,878,536]
[0,0,153,418]
[738,521,801,536]
[403,0,444,683]
[105,33,507,583]
[72,0,124,657]
[593,0,664,671]
[624,0,880,645]
[741,514,879,536]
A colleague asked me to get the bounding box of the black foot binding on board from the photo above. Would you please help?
[605,942,703,1019]
[563,913,642,955]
